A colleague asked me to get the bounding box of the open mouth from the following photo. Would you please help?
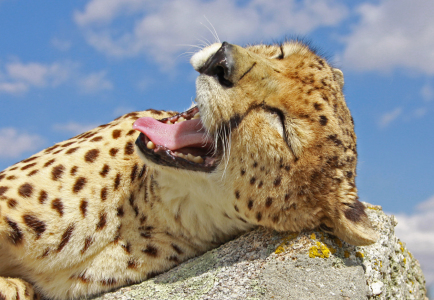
[133,106,219,172]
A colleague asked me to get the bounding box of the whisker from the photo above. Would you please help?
[203,16,220,43]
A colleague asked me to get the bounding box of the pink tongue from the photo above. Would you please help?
[133,117,213,150]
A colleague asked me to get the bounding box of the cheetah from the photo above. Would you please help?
[0,41,378,299]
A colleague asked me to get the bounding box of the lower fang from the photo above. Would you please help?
[193,156,204,163]
[147,141,156,149]
[175,152,185,159]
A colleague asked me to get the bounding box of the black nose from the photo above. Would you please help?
[200,42,234,87]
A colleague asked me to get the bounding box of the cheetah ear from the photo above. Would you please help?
[330,200,378,246]
[332,68,344,89]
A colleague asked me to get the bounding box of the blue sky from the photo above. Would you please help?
[1,0,433,290]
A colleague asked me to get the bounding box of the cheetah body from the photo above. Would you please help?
[0,41,377,299]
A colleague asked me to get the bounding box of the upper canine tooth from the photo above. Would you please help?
[178,117,186,122]
[192,112,200,119]
[166,120,173,124]
[147,141,156,149]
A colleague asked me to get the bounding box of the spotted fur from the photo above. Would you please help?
[0,40,377,300]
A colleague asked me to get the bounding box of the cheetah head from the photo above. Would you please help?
[134,41,378,246]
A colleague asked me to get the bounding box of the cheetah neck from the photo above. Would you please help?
[149,166,254,247]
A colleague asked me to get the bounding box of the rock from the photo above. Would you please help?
[91,203,427,300]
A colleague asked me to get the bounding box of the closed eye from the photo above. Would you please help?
[276,45,284,59]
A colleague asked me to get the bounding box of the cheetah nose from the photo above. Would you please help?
[200,41,234,87]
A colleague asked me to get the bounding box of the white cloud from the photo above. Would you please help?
[6,61,70,87]
[74,0,348,68]
[394,194,434,289]
[53,122,99,135]
[0,60,113,95]
[0,128,45,158]
[378,107,402,128]
[341,0,434,74]
[0,82,28,94]
[77,71,113,93]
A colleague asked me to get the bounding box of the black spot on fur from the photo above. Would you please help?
[45,145,59,153]
[265,197,273,208]
[250,177,256,185]
[18,183,33,198]
[7,199,17,208]
[112,130,122,139]
[122,242,131,254]
[142,245,158,257]
[314,103,322,111]
[273,177,281,186]
[73,177,87,193]
[171,243,183,255]
[114,173,121,190]
[319,115,328,126]
[125,141,135,155]
[66,147,79,155]
[39,190,48,204]
[235,191,240,199]
[52,199,64,216]
[21,163,37,170]
[81,236,93,254]
[146,109,163,115]
[6,218,23,244]
[127,129,136,136]
[80,200,88,217]
[109,148,119,157]
[100,278,117,286]
[344,201,367,223]
[248,199,254,210]
[138,164,147,179]
[43,159,56,167]
[100,187,108,201]
[21,156,38,163]
[23,214,46,238]
[51,165,65,181]
[70,166,78,176]
[57,224,74,252]
[100,164,110,177]
[28,170,39,176]
[96,212,107,231]
[84,149,99,163]
[256,212,262,222]
[0,186,8,196]
[127,259,139,269]
[130,164,138,182]
[117,206,124,217]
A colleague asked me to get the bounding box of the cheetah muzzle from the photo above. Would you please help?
[0,40,379,300]
[134,106,219,172]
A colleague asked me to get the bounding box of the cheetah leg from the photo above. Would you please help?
[0,277,39,300]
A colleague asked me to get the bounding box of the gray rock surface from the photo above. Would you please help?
[90,203,427,300]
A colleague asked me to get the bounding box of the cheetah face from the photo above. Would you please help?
[134,41,378,246]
